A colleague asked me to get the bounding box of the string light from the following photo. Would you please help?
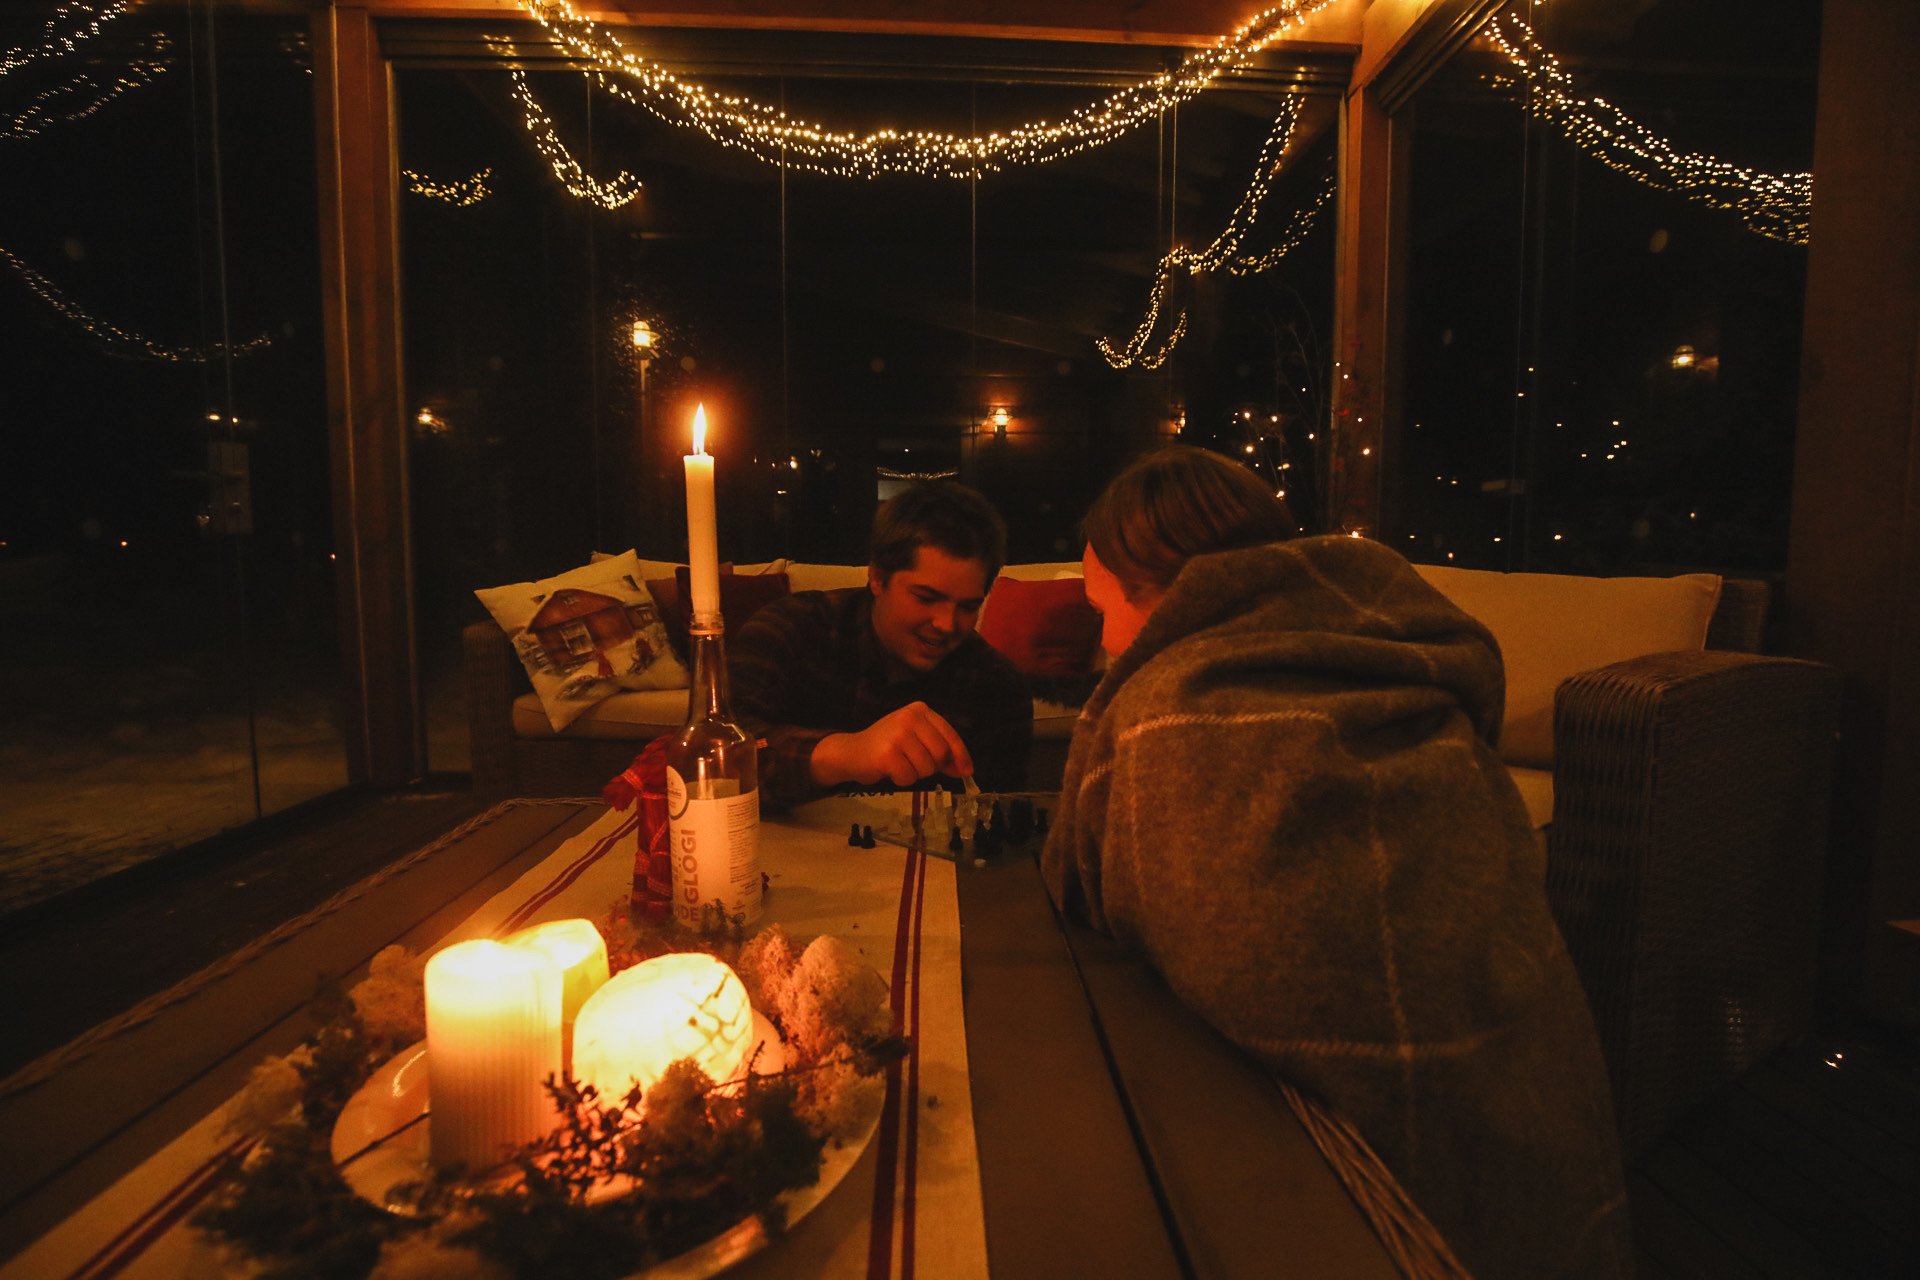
[1,33,168,140]
[1,243,270,362]
[1484,14,1809,245]
[1099,102,1333,369]
[1,0,129,80]
[504,65,643,208]
[876,467,959,481]
[520,0,1341,179]
[403,165,493,206]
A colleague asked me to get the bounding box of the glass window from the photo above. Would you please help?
[0,4,343,911]
[397,27,1341,771]
[1390,0,1819,576]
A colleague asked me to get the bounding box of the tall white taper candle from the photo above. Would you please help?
[684,404,720,624]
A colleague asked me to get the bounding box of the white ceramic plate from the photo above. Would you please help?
[328,1012,880,1277]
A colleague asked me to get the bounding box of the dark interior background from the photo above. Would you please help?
[0,0,1821,887]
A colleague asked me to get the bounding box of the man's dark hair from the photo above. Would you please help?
[869,481,1007,584]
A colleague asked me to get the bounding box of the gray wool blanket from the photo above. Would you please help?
[1042,535,1631,1280]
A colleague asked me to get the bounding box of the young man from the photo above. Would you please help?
[730,481,1033,810]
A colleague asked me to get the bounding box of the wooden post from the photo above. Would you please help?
[313,3,421,787]
[1328,80,1396,535]
[1786,0,1920,1015]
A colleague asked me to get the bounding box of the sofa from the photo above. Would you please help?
[464,554,1842,1157]
[465,558,1091,805]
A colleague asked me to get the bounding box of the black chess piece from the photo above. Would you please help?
[948,826,965,857]
[848,822,863,846]
[973,818,1000,858]
[989,800,1004,831]
[861,825,877,848]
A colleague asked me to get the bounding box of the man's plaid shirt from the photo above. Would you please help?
[729,587,1033,810]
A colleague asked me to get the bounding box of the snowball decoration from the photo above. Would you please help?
[571,953,755,1106]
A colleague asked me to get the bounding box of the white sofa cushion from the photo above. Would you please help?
[782,562,870,593]
[512,689,686,739]
[1414,565,1721,769]
[1507,764,1555,832]
[517,683,1084,743]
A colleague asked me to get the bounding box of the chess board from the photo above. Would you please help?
[788,789,1055,861]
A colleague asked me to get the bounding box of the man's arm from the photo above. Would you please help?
[809,703,975,789]
[728,595,840,811]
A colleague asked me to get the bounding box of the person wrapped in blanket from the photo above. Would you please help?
[1041,446,1630,1280]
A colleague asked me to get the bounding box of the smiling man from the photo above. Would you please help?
[729,481,1033,810]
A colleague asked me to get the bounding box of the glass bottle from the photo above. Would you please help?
[665,616,761,930]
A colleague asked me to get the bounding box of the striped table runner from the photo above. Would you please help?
[3,804,987,1280]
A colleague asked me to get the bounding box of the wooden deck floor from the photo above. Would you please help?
[2,792,1916,1276]
[1630,1018,1920,1280]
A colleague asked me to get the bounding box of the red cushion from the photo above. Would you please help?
[977,576,1101,677]
[646,565,791,656]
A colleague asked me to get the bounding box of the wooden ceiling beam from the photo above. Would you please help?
[345,0,1367,51]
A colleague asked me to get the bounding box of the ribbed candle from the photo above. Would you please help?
[425,939,562,1170]
[505,918,611,1071]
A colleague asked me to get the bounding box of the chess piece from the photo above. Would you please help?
[861,825,876,848]
[949,826,965,857]
[848,822,862,846]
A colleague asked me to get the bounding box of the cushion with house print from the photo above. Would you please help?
[475,550,688,731]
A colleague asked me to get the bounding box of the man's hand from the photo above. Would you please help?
[809,702,976,788]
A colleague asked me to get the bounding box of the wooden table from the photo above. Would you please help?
[956,849,1396,1279]
[0,797,1394,1278]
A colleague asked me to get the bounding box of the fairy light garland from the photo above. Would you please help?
[1,33,168,141]
[1485,13,1810,245]
[876,466,960,481]
[507,66,643,208]
[0,0,129,79]
[520,0,1339,179]
[1100,101,1332,370]
[1,243,271,363]
[403,165,493,207]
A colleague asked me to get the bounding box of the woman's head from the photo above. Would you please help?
[1081,445,1298,655]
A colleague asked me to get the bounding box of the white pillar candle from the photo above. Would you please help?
[505,918,611,1072]
[425,939,562,1171]
[571,953,754,1108]
[684,404,720,625]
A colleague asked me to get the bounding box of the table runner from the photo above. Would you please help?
[2,803,987,1280]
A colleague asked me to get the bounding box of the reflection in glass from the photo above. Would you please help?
[0,5,342,912]
[1392,0,1818,576]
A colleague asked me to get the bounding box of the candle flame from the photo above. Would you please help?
[693,403,708,456]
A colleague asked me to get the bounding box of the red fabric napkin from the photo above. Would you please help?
[605,734,674,922]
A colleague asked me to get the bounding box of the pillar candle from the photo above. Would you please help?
[425,939,562,1171]
[505,918,611,1072]
[684,404,720,625]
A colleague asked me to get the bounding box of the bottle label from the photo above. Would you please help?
[666,767,761,931]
